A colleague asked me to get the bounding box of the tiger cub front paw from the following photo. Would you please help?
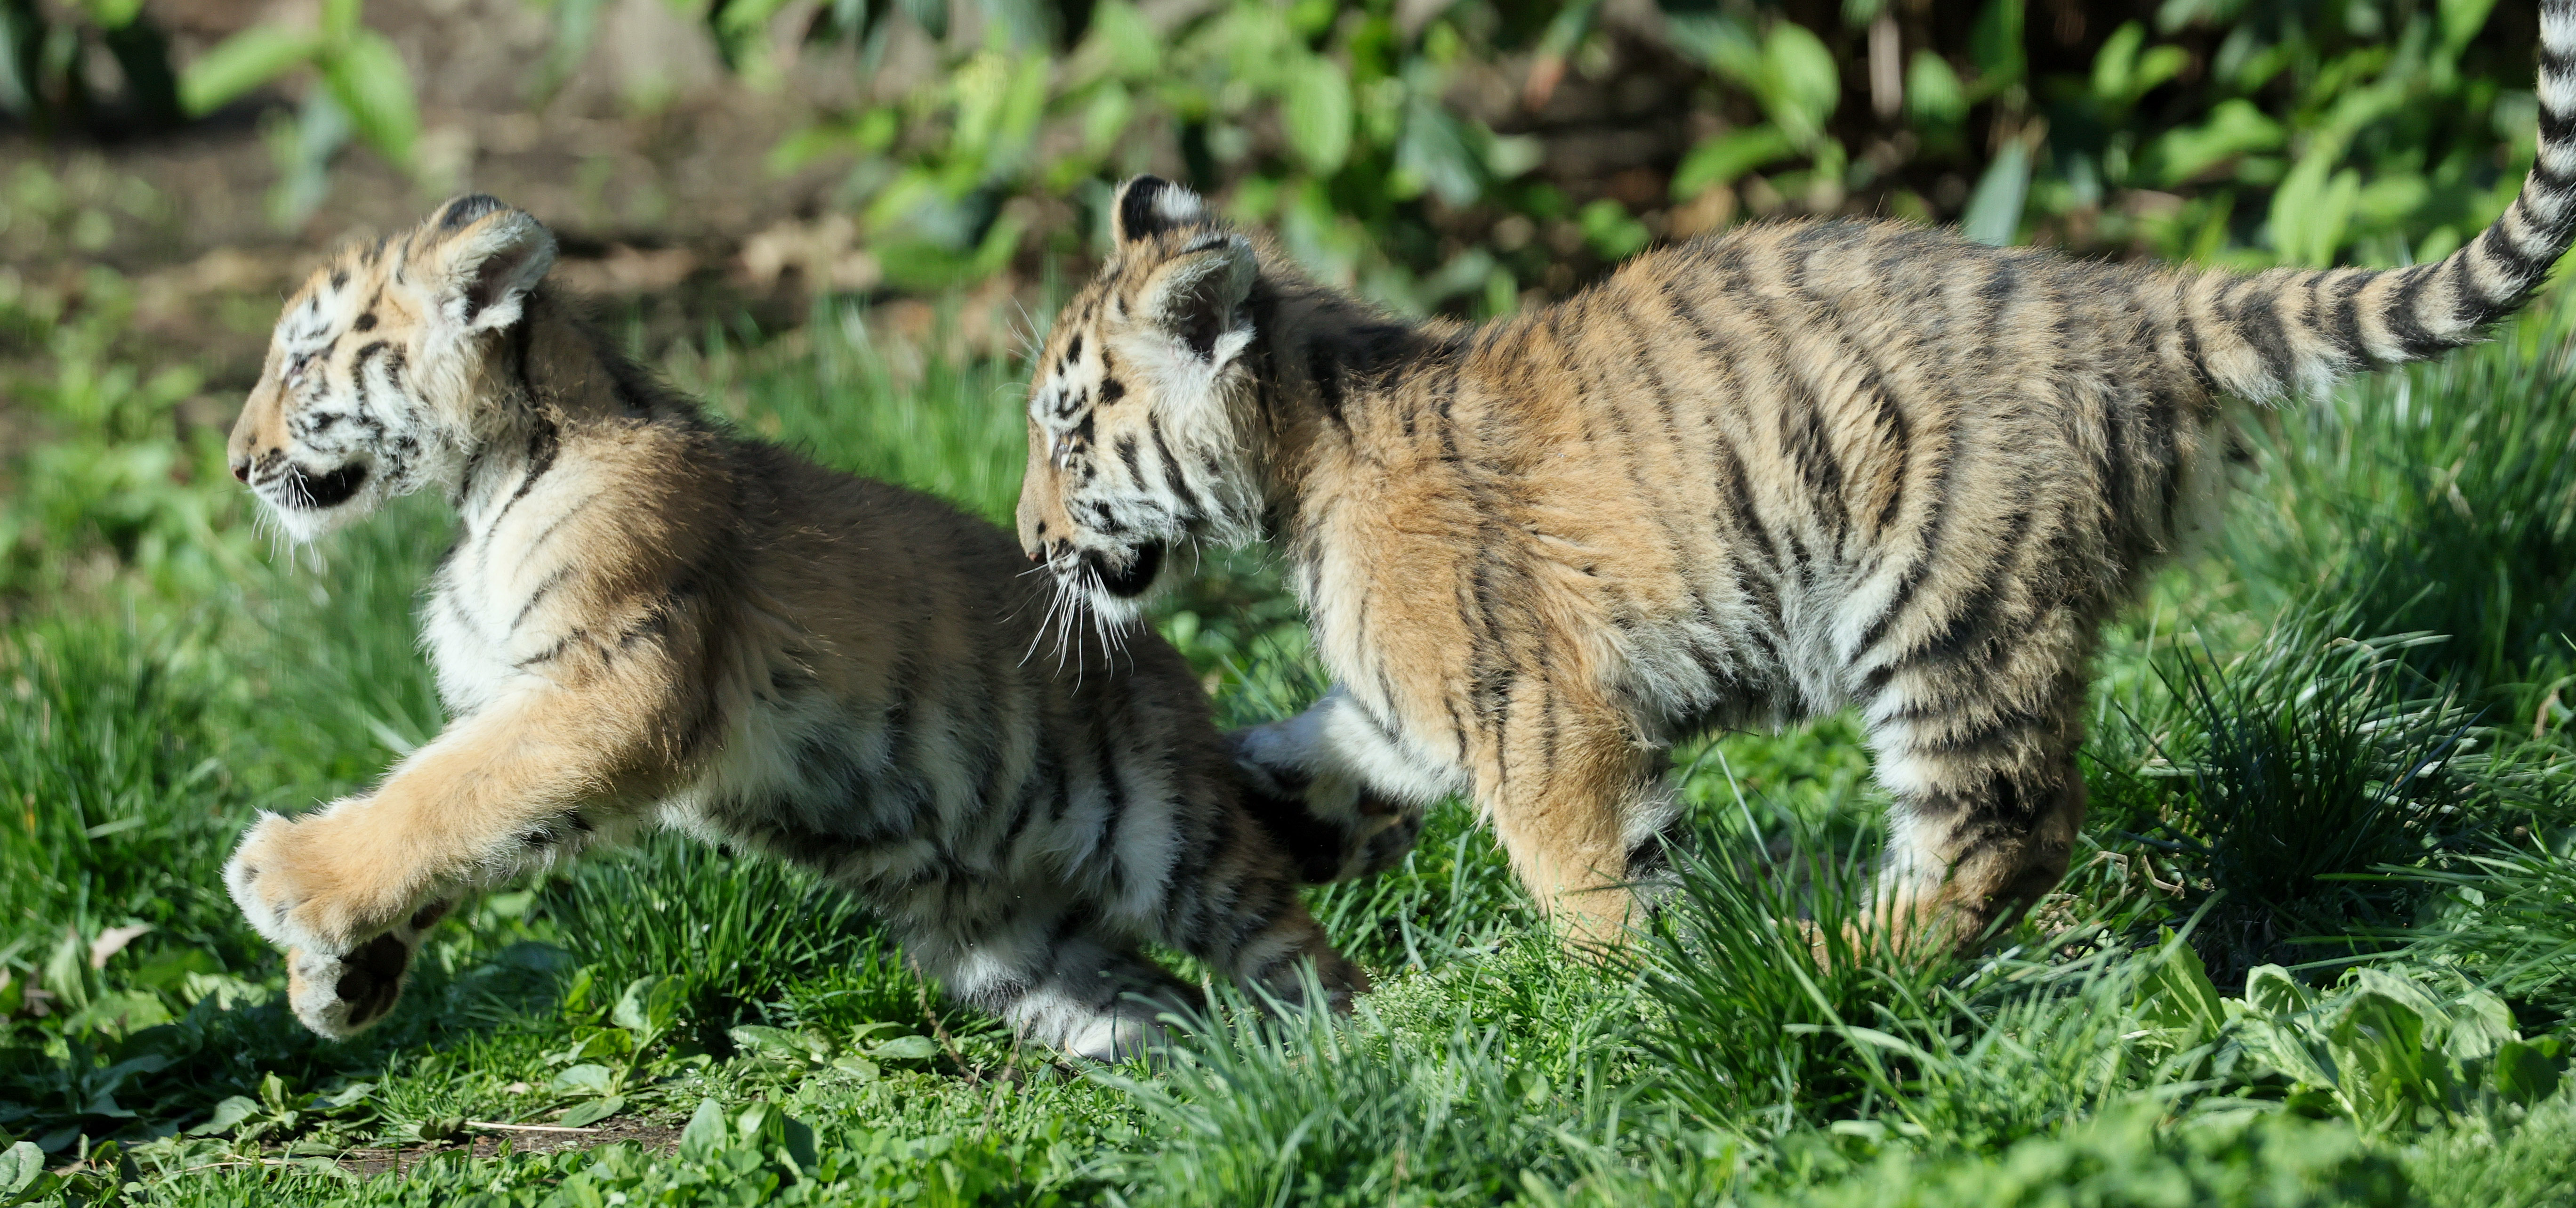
[226,807,449,1038]
[281,900,451,1039]
[1229,725,1425,883]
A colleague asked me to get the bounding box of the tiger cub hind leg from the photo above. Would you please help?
[1868,670,2092,957]
[959,929,1204,1063]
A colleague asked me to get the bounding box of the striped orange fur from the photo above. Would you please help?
[1017,2,2576,950]
[220,196,1374,1059]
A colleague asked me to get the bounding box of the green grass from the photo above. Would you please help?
[4,293,2576,1206]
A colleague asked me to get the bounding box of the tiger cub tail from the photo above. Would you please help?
[2180,0,2576,401]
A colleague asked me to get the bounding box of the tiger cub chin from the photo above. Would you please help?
[1015,3,2576,951]
[219,195,1385,1061]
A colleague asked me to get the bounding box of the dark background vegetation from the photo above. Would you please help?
[4,1,2576,1204]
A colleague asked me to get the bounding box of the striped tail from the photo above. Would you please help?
[2180,0,2576,401]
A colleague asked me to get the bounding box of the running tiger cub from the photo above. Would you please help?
[220,195,1371,1061]
[1017,3,2576,949]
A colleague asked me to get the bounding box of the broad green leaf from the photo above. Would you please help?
[0,1141,45,1194]
[1662,13,1760,81]
[1080,85,1133,155]
[2270,161,2361,266]
[1673,126,1796,199]
[2238,1016,2341,1092]
[1282,57,1353,174]
[896,0,947,41]
[678,1097,728,1160]
[318,1080,375,1110]
[2243,965,2312,1018]
[1393,99,1484,208]
[729,1025,810,1059]
[1759,23,1839,145]
[1906,51,1968,131]
[550,1063,615,1095]
[182,26,323,115]
[319,32,419,169]
[869,1034,940,1061]
[2489,1037,2565,1106]
[2092,22,2145,99]
[1077,0,1159,81]
[559,1095,624,1128]
[1577,199,1650,260]
[2135,99,2286,186]
[75,0,145,27]
[2136,932,2226,1046]
[612,974,686,1038]
[2330,989,2446,1131]
[2441,0,2502,58]
[1967,0,2023,94]
[1961,138,2030,246]
[321,0,361,44]
[2439,987,2517,1062]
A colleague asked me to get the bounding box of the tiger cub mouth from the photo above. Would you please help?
[1092,542,1164,599]
[280,462,369,509]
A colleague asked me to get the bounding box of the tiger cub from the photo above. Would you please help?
[220,195,1369,1060]
[1014,3,2576,949]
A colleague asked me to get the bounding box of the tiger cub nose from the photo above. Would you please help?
[230,457,251,482]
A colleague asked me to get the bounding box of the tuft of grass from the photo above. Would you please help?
[1626,816,1962,1134]
[2405,838,2576,1027]
[541,835,922,1051]
[1106,956,1635,1208]
[1756,1106,2409,1208]
[0,616,241,958]
[2114,610,2513,982]
[666,303,1034,526]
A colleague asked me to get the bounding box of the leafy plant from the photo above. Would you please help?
[175,0,422,227]
[0,0,179,135]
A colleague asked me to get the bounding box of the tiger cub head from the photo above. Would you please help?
[1018,176,1267,625]
[227,195,556,542]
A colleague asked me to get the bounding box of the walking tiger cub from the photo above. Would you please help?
[1016,4,2576,949]
[220,196,1383,1060]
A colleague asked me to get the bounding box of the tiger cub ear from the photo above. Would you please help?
[419,195,557,333]
[1137,233,1257,365]
[1111,175,1211,246]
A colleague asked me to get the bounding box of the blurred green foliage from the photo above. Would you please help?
[723,0,2552,305]
[8,0,2557,292]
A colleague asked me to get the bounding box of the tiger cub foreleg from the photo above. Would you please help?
[225,686,661,1038]
[1228,686,1459,881]
[1154,799,1372,1013]
[1867,657,2092,955]
[1480,691,1680,950]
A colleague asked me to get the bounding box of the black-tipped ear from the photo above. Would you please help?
[429,202,556,332]
[1112,175,1210,246]
[1141,234,1257,361]
[437,193,508,232]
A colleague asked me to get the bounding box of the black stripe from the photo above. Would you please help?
[1306,340,1348,429]
[2326,273,2368,365]
[2383,264,2447,358]
[509,566,572,634]
[2172,299,2220,398]
[2232,279,2294,391]
[499,416,561,518]
[1891,507,2033,672]
[1145,411,1204,519]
